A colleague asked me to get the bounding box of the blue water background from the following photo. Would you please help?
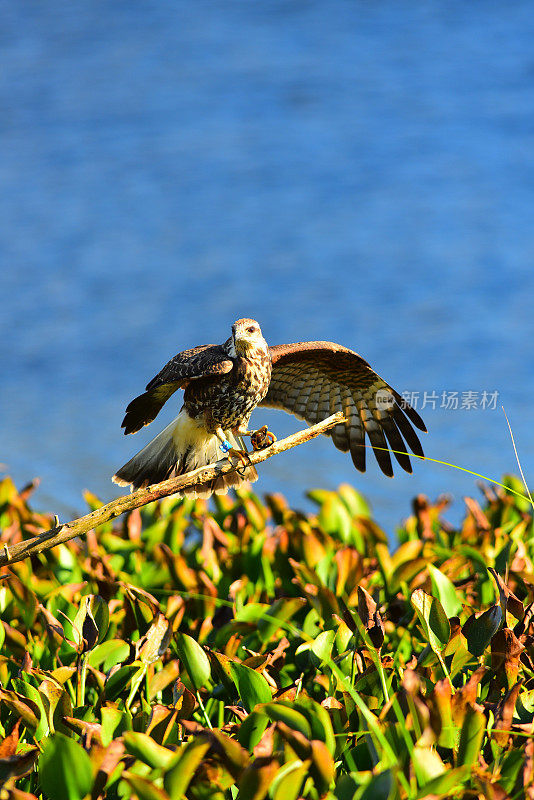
[1,1,533,535]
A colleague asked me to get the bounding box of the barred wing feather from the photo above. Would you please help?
[121,343,233,435]
[261,342,426,477]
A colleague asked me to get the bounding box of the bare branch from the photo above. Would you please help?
[0,412,345,567]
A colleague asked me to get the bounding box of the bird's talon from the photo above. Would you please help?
[226,448,252,477]
[227,447,251,465]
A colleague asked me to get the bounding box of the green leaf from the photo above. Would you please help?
[0,687,40,733]
[414,766,470,799]
[499,748,525,793]
[411,589,450,654]
[4,575,38,628]
[293,697,337,756]
[450,636,471,678]
[337,483,371,518]
[310,630,336,665]
[39,733,94,800]
[391,558,430,593]
[126,664,149,708]
[103,664,141,701]
[237,710,269,750]
[122,773,170,800]
[101,705,131,746]
[123,731,174,769]
[88,639,130,670]
[427,564,461,617]
[229,663,272,713]
[259,702,311,738]
[464,605,502,657]
[412,745,446,786]
[360,770,393,800]
[175,633,211,690]
[271,759,310,800]
[257,597,307,642]
[306,489,332,506]
[457,705,486,767]
[334,774,359,800]
[432,681,458,749]
[163,737,211,798]
[234,603,269,624]
[318,496,352,542]
[502,474,532,512]
[12,678,49,740]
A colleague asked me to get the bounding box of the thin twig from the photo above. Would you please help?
[0,412,345,567]
[502,405,534,508]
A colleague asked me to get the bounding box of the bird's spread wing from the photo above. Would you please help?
[261,342,426,476]
[121,344,233,434]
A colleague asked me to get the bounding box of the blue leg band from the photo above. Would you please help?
[220,439,232,454]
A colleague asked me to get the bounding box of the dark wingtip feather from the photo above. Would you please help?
[408,408,427,433]
[377,455,394,478]
[391,405,425,459]
[122,419,144,435]
[121,413,146,436]
[367,432,394,477]
[350,443,366,473]
[395,454,413,474]
[391,390,427,432]
[119,391,167,435]
[380,416,414,474]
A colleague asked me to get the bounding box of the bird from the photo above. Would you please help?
[112,318,426,498]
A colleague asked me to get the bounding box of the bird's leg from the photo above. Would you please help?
[215,428,251,469]
[239,425,277,451]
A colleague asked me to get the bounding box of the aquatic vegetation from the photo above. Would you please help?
[0,473,533,799]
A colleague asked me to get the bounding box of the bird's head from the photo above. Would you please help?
[231,318,267,356]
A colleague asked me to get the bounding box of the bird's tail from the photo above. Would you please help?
[112,408,258,498]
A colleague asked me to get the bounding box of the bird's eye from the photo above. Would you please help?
[247,326,256,334]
